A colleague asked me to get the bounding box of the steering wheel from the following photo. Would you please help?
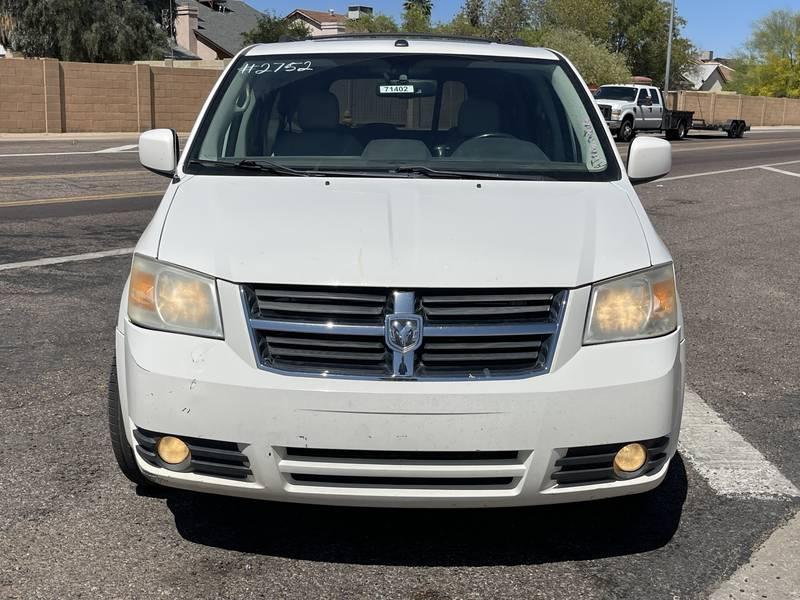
[468,132,515,141]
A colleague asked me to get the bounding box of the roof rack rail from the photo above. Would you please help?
[307,32,495,43]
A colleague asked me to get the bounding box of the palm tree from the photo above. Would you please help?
[403,0,433,18]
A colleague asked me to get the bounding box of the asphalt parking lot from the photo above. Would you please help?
[1,129,799,599]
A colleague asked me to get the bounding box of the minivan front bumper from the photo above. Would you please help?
[116,280,685,508]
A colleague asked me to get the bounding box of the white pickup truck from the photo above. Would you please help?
[595,83,748,142]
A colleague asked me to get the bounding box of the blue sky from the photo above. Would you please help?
[251,0,790,57]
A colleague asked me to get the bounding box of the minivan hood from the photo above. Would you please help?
[157,177,650,288]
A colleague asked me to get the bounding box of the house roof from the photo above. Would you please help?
[286,8,348,26]
[683,62,734,90]
[180,0,263,57]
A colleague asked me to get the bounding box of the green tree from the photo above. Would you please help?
[608,0,695,87]
[730,9,800,98]
[749,9,800,66]
[242,12,309,44]
[539,0,612,43]
[403,0,433,18]
[347,13,399,33]
[484,0,533,41]
[434,13,483,37]
[139,0,177,37]
[462,0,485,29]
[523,28,631,85]
[402,4,432,32]
[3,0,168,62]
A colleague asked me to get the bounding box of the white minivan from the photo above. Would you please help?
[110,35,684,508]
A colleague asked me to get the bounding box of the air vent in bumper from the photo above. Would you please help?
[552,437,669,486]
[133,428,252,480]
[278,447,529,490]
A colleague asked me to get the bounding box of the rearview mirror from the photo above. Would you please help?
[139,129,178,177]
[627,137,671,185]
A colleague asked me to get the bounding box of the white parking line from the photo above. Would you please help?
[679,388,799,498]
[711,510,800,600]
[95,144,138,153]
[0,148,138,158]
[760,166,800,178]
[658,159,800,182]
[0,248,134,272]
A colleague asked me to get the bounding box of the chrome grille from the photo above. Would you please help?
[419,290,554,323]
[253,285,389,324]
[242,285,567,380]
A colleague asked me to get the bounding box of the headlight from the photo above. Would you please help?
[127,254,223,338]
[584,263,677,344]
[611,109,621,117]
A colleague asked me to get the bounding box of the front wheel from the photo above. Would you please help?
[108,357,152,487]
[616,119,635,142]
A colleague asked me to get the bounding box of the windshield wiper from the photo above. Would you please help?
[390,165,547,180]
[187,159,396,178]
[187,158,313,177]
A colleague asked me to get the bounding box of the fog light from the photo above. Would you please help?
[156,435,190,465]
[613,442,647,475]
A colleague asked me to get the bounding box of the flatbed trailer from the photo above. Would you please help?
[658,110,748,140]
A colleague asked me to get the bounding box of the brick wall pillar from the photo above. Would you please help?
[42,58,63,133]
[135,64,153,132]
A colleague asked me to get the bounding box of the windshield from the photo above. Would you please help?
[186,53,618,181]
[594,86,637,101]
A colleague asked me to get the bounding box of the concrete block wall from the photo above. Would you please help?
[0,58,221,133]
[0,59,47,133]
[677,91,800,126]
[152,66,220,131]
[61,62,139,132]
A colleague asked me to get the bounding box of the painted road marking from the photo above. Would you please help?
[0,169,146,181]
[711,511,800,599]
[679,388,799,498]
[0,149,138,158]
[96,144,138,153]
[0,190,163,208]
[760,166,800,178]
[0,247,134,272]
[657,159,800,182]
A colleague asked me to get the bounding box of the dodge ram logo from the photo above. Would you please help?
[385,314,423,353]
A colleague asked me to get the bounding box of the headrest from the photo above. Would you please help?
[297,91,340,130]
[457,98,501,137]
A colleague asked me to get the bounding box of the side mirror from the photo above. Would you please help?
[139,129,178,177]
[627,136,671,185]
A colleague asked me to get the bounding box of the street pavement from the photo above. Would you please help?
[1,129,799,599]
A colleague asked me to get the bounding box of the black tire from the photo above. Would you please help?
[665,128,679,141]
[108,356,152,487]
[616,118,635,143]
[736,122,746,138]
[677,120,688,139]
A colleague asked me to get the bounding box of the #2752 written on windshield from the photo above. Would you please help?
[238,61,314,75]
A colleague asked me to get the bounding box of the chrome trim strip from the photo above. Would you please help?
[248,318,384,337]
[423,322,559,337]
